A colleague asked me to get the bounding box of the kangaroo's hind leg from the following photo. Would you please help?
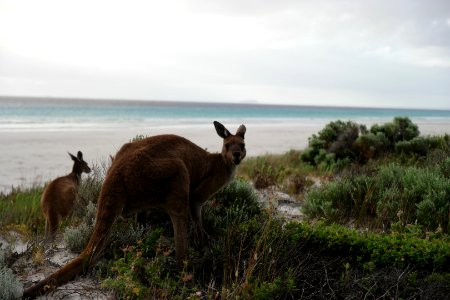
[45,211,59,240]
[164,163,190,265]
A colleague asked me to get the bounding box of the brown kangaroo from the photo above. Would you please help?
[23,121,246,298]
[40,151,91,239]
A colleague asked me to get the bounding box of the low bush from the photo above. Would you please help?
[354,131,389,161]
[63,222,93,252]
[370,116,419,147]
[63,201,97,252]
[284,222,450,299]
[238,150,314,192]
[78,157,111,207]
[0,250,23,300]
[301,117,424,168]
[286,222,450,271]
[301,120,365,167]
[303,164,450,233]
[395,134,449,156]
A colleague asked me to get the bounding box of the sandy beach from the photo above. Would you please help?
[1,119,449,193]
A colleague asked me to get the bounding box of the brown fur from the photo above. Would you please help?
[40,151,91,239]
[23,121,246,298]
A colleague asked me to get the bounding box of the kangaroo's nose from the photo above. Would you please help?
[233,152,240,158]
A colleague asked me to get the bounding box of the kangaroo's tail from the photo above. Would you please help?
[23,210,117,299]
[22,254,87,299]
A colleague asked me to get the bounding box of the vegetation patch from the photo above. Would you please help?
[303,164,450,233]
[0,250,23,300]
[301,117,448,169]
[0,187,44,235]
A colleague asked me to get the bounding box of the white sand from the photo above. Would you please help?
[1,119,449,193]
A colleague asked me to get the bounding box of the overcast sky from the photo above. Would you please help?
[1,0,449,109]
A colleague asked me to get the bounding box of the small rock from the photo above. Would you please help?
[25,273,45,283]
[0,231,29,254]
[36,278,114,300]
[254,186,305,221]
[48,250,77,266]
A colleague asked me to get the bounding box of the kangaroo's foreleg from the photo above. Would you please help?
[190,182,217,245]
[189,200,205,245]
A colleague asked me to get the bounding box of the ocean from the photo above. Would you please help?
[1,96,450,132]
[1,96,450,192]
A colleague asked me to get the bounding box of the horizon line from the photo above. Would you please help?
[1,94,449,112]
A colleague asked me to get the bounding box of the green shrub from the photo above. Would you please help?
[107,222,147,258]
[303,164,450,233]
[252,162,280,189]
[395,137,429,155]
[302,120,365,167]
[354,132,389,161]
[327,123,362,160]
[101,228,180,300]
[203,179,261,233]
[441,157,450,178]
[375,165,449,232]
[370,117,419,147]
[0,251,23,300]
[301,117,421,168]
[238,150,312,191]
[283,221,449,298]
[63,222,93,252]
[302,181,345,220]
[78,163,106,207]
[286,222,450,271]
[395,135,450,157]
[299,147,316,165]
[63,202,97,252]
[201,179,264,282]
[130,134,149,142]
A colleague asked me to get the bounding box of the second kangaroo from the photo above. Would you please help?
[40,151,91,239]
[24,121,246,298]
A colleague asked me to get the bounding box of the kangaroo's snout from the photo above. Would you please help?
[233,151,242,164]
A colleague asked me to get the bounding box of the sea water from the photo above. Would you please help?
[1,96,450,132]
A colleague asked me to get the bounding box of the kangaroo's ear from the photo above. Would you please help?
[236,124,246,139]
[77,151,83,160]
[214,121,231,139]
[68,152,78,161]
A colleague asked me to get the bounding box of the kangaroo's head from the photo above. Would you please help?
[214,121,246,165]
[68,151,91,174]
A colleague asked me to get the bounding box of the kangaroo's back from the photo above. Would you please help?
[40,177,77,217]
[114,135,206,163]
[112,134,211,179]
